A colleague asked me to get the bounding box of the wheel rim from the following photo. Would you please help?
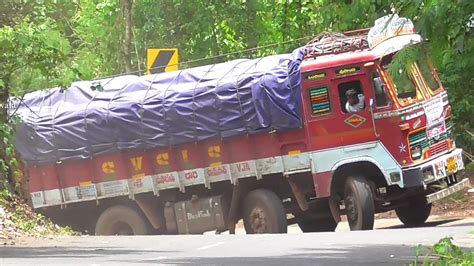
[111,221,133,235]
[345,192,358,226]
[249,207,268,233]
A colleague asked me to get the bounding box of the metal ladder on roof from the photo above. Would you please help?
[304,29,370,58]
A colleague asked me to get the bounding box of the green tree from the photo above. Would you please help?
[0,0,75,195]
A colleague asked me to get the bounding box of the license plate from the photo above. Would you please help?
[435,161,446,178]
[447,157,457,174]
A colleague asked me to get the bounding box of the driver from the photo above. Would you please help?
[345,89,365,113]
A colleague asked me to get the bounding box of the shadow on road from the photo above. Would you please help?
[0,246,178,258]
[379,218,474,229]
[127,244,424,265]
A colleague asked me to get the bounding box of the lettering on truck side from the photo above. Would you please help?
[187,210,211,220]
[156,173,176,184]
[206,166,227,177]
[102,161,115,174]
[130,156,143,171]
[237,162,251,172]
[156,153,170,165]
[185,171,198,180]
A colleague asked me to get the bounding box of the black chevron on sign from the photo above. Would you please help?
[150,50,175,74]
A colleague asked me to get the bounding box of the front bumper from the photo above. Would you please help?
[426,178,470,204]
[402,148,464,187]
[401,148,470,203]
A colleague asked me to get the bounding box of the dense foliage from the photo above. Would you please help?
[0,0,473,195]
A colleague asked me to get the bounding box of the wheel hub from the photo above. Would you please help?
[111,221,133,235]
[249,207,268,233]
[345,193,358,224]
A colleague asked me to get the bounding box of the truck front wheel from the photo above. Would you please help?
[95,205,150,235]
[343,176,375,230]
[242,189,287,234]
[395,195,431,227]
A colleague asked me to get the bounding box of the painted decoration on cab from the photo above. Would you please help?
[344,114,367,128]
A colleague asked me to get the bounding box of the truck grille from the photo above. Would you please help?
[429,140,449,156]
[408,120,453,159]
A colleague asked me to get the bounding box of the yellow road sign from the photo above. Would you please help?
[147,48,179,74]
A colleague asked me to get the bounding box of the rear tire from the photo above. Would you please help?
[343,176,374,230]
[242,189,287,234]
[95,205,150,235]
[395,195,432,227]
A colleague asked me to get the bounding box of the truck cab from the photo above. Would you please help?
[299,15,467,230]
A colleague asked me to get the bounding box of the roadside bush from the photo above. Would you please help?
[413,237,474,265]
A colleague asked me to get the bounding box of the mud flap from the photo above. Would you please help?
[136,197,164,230]
[228,184,243,234]
[328,195,341,223]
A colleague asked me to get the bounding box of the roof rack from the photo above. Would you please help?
[304,31,369,59]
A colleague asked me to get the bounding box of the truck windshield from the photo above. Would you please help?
[389,66,417,99]
[381,53,418,101]
[416,54,440,92]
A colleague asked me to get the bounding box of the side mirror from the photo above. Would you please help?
[368,98,379,138]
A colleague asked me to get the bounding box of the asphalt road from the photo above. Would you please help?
[1,217,473,266]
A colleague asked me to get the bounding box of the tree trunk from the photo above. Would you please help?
[121,0,133,73]
[245,0,258,57]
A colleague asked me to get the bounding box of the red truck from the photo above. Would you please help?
[17,15,468,235]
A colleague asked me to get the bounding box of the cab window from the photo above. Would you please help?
[338,80,365,113]
[417,57,440,92]
[371,71,391,107]
[382,53,417,101]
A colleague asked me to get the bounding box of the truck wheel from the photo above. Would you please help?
[95,205,150,235]
[344,176,374,230]
[297,216,337,233]
[395,195,432,227]
[242,189,287,234]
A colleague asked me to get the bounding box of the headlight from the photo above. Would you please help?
[410,144,422,160]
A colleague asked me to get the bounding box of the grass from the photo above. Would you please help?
[465,162,474,171]
[412,237,474,265]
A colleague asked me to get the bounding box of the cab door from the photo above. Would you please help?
[331,66,377,146]
[301,66,378,151]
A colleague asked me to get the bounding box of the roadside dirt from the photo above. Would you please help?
[1,197,75,245]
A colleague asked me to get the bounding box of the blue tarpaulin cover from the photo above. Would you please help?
[13,48,304,164]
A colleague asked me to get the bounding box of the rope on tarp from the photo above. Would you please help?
[138,72,161,150]
[286,48,304,127]
[192,64,216,143]
[213,61,248,139]
[162,70,184,148]
[235,57,266,135]
[83,84,103,159]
